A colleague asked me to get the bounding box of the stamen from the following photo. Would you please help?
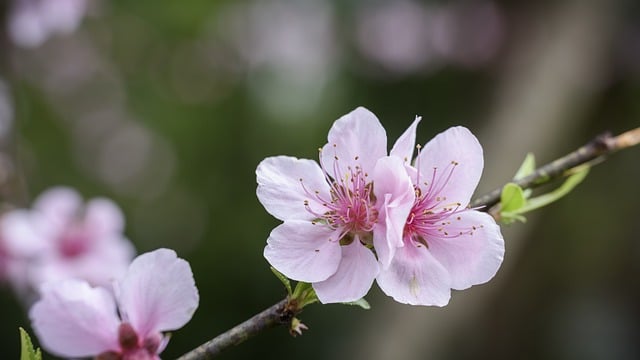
[301,145,378,236]
[404,159,477,244]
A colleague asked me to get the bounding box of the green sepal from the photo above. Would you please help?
[270,267,292,296]
[342,298,371,310]
[19,328,42,360]
[291,282,319,309]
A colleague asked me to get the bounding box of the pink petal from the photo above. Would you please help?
[264,220,341,283]
[320,107,387,175]
[426,211,504,290]
[377,242,452,306]
[257,156,331,221]
[33,187,82,227]
[416,126,484,206]
[29,279,120,357]
[390,116,421,164]
[313,239,379,303]
[0,210,50,257]
[84,198,125,237]
[31,235,135,288]
[118,249,199,338]
[372,156,415,268]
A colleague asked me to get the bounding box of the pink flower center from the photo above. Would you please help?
[404,161,479,247]
[95,323,162,360]
[58,225,91,258]
[301,147,377,242]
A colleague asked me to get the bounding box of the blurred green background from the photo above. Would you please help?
[1,0,639,359]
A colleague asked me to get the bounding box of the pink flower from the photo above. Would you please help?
[257,107,415,303]
[0,187,135,292]
[378,119,505,305]
[29,248,199,359]
[0,228,28,289]
[7,0,88,48]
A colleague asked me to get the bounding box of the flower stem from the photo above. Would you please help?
[470,127,640,211]
[177,298,299,360]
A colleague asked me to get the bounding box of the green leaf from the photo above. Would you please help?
[291,282,319,308]
[19,328,42,360]
[513,153,536,180]
[516,166,589,214]
[270,267,292,296]
[500,212,527,224]
[500,183,527,213]
[342,298,371,310]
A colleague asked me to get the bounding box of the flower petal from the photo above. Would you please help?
[0,210,50,257]
[377,242,452,306]
[416,126,484,206]
[427,211,504,290]
[264,220,341,283]
[33,187,82,227]
[30,235,135,288]
[390,116,421,164]
[84,198,125,237]
[118,249,199,337]
[320,107,387,175]
[29,279,120,357]
[313,239,379,303]
[372,156,415,268]
[257,156,331,221]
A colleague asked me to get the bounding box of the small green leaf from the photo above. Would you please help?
[500,183,527,213]
[516,166,589,214]
[291,282,319,308]
[500,212,527,224]
[342,298,371,310]
[513,153,536,180]
[19,328,42,360]
[270,267,292,296]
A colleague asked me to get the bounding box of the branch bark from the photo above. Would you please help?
[177,298,299,360]
[470,127,640,210]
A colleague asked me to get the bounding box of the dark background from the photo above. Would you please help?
[1,0,639,359]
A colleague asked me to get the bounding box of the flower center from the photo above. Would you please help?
[59,225,91,258]
[404,161,478,247]
[95,323,161,360]
[300,147,378,242]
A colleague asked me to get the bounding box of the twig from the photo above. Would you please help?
[178,127,640,359]
[177,298,299,360]
[470,127,640,210]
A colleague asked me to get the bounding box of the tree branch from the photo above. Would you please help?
[470,127,640,210]
[178,126,640,359]
[177,298,299,360]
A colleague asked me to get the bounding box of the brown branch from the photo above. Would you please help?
[177,298,300,360]
[470,127,640,211]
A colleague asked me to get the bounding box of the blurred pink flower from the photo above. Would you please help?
[7,0,88,48]
[0,228,28,290]
[378,120,505,305]
[30,248,199,359]
[257,107,415,303]
[0,187,135,292]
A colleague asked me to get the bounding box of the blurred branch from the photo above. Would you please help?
[177,298,299,360]
[471,127,640,211]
